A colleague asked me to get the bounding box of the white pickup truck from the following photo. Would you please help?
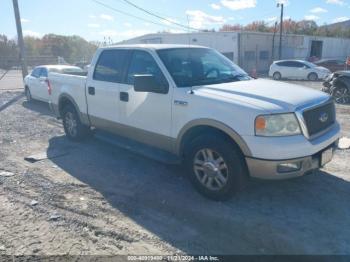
[48,44,340,200]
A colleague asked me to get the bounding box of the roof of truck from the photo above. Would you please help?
[101,44,208,50]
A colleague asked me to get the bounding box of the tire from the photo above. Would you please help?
[184,134,248,201]
[332,85,350,104]
[308,72,318,81]
[273,72,282,80]
[62,104,90,141]
[25,87,32,102]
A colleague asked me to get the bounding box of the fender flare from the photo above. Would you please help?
[58,93,90,125]
[175,119,252,157]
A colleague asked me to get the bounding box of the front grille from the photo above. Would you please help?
[303,101,335,137]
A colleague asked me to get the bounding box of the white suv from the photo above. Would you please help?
[269,60,331,81]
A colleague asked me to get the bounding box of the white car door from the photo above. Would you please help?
[118,49,173,149]
[28,67,41,99]
[277,62,291,78]
[37,68,49,101]
[86,49,130,128]
[292,61,307,79]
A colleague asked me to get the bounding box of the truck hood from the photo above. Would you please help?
[194,79,330,113]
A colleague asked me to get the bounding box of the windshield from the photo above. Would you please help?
[157,48,251,87]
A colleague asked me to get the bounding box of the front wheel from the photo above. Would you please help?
[332,85,350,104]
[308,73,318,81]
[25,87,32,102]
[62,104,90,141]
[185,134,248,201]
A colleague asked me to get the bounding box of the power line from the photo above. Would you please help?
[92,0,183,31]
[121,0,200,31]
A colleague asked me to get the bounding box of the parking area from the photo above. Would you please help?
[0,71,349,255]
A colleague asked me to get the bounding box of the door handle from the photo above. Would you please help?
[120,92,129,102]
[88,86,95,95]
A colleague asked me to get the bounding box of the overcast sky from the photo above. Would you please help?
[1,0,350,42]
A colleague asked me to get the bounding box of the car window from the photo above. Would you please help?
[293,62,305,68]
[93,49,129,83]
[39,68,48,77]
[31,68,41,78]
[276,61,290,67]
[126,50,167,87]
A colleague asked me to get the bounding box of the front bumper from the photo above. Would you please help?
[246,142,338,180]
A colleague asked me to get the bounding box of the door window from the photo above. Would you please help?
[31,68,41,78]
[93,49,129,83]
[39,68,48,77]
[126,50,168,87]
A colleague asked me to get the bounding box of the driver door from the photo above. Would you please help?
[118,50,173,150]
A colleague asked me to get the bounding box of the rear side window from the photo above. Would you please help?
[126,50,168,87]
[39,68,48,77]
[276,61,303,67]
[31,68,41,78]
[93,50,129,83]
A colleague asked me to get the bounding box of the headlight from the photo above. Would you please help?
[255,113,301,137]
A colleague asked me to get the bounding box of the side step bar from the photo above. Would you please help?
[94,130,181,165]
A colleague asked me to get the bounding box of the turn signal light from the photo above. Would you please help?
[255,116,266,130]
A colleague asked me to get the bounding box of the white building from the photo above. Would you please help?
[119,31,350,73]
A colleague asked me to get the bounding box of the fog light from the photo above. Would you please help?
[277,162,302,173]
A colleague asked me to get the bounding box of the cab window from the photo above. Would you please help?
[93,49,129,83]
[126,50,168,88]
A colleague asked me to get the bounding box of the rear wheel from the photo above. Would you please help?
[273,72,282,80]
[332,85,350,104]
[308,72,318,81]
[25,87,32,102]
[185,134,248,201]
[62,104,90,141]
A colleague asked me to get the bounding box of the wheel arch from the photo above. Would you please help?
[176,119,252,158]
[58,94,82,121]
[308,72,318,79]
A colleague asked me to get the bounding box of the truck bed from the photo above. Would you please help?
[48,72,88,117]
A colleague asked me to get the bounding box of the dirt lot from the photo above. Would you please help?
[0,71,349,256]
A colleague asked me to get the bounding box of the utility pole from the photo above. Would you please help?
[277,3,284,60]
[12,0,28,79]
[271,21,278,62]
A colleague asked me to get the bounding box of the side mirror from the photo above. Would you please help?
[134,74,168,94]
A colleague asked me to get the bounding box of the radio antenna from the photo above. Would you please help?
[186,15,194,94]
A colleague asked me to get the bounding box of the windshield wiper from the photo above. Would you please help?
[217,74,249,83]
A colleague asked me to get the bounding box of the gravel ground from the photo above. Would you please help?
[0,74,349,256]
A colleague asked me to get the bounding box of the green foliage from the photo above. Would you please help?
[27,34,98,64]
[0,34,98,69]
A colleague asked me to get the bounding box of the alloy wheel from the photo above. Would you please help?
[333,87,350,104]
[65,112,78,137]
[193,148,229,191]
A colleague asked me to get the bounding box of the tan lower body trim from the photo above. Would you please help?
[89,116,176,154]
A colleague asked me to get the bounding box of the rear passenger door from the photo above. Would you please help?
[276,62,290,78]
[86,49,130,128]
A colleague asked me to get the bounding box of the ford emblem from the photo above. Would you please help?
[319,113,329,123]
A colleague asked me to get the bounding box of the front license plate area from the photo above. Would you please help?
[321,148,333,166]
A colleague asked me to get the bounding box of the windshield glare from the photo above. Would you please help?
[157,48,251,87]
